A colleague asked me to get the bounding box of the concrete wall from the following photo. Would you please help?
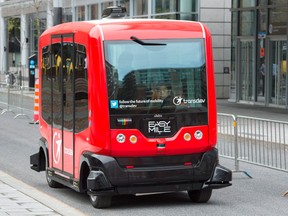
[199,0,231,99]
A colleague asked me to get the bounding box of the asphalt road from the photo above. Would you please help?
[0,110,287,216]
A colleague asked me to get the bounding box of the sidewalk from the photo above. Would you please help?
[0,171,85,216]
[217,99,288,122]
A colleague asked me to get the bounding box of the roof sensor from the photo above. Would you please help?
[102,6,127,19]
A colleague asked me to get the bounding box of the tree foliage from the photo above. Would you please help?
[8,17,20,40]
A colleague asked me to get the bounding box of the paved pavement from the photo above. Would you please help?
[0,171,85,216]
[0,98,287,215]
[217,99,288,122]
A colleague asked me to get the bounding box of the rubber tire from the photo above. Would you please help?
[89,194,112,209]
[188,188,212,203]
[46,169,63,188]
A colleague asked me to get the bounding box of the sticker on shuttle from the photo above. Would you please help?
[53,132,62,165]
[173,96,206,105]
[110,99,163,109]
[148,120,171,135]
[110,100,119,108]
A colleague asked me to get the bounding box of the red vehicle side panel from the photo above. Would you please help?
[38,19,217,179]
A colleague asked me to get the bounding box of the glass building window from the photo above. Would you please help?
[151,0,178,19]
[240,0,256,7]
[232,0,238,8]
[101,1,114,12]
[134,0,148,17]
[268,7,287,35]
[89,4,99,20]
[152,0,177,13]
[259,0,266,6]
[76,6,85,21]
[131,0,199,21]
[153,14,177,19]
[179,0,198,21]
[117,0,130,16]
[63,7,72,23]
[230,11,238,101]
[269,0,288,5]
[239,11,255,36]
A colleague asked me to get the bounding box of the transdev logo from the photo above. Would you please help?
[173,96,206,105]
[110,100,119,109]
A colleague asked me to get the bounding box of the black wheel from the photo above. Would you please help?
[46,169,63,188]
[188,188,212,203]
[89,194,112,209]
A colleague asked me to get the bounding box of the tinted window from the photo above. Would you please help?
[105,39,207,115]
[41,42,88,133]
[41,45,52,124]
[74,44,88,133]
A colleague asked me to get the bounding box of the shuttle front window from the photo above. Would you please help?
[105,39,207,114]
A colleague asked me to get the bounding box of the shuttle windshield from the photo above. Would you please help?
[105,39,207,114]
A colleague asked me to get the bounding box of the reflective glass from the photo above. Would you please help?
[76,6,85,21]
[240,0,256,7]
[268,7,287,35]
[105,39,207,114]
[134,0,148,16]
[153,0,177,13]
[89,4,99,20]
[269,0,288,5]
[239,11,255,36]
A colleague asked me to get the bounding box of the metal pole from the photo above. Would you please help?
[233,115,252,178]
[14,85,29,119]
[1,83,13,115]
[234,116,239,171]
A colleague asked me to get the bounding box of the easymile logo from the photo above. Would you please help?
[148,120,171,134]
[173,96,206,105]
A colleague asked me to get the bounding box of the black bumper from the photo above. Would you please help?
[86,148,232,195]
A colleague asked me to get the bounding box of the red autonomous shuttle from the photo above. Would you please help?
[30,7,231,208]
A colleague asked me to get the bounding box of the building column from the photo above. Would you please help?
[21,13,28,68]
[47,0,53,28]
[0,16,8,74]
[148,0,152,18]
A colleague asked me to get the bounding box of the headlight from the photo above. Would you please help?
[116,134,126,143]
[194,130,203,140]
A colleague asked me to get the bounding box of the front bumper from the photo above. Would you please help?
[86,148,232,195]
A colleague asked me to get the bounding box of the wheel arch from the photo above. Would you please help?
[30,137,48,172]
[78,153,94,193]
[79,160,90,192]
[39,137,49,168]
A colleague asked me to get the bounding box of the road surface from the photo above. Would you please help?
[0,111,287,216]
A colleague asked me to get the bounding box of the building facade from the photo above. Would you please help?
[231,0,288,108]
[0,0,231,98]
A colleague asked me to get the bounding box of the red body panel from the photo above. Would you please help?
[38,19,217,180]
[110,126,210,157]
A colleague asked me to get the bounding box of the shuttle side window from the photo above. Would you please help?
[74,44,88,133]
[41,42,88,133]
